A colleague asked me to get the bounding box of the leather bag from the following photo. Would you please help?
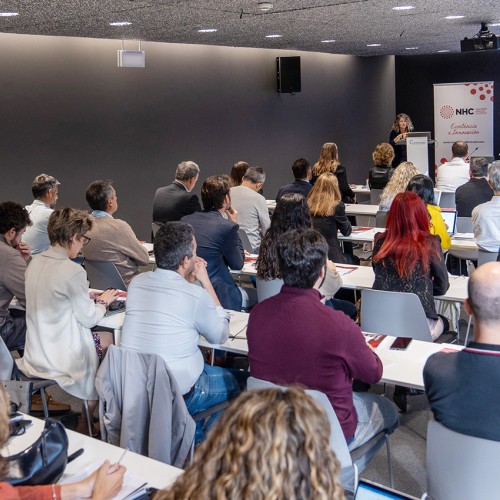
[5,418,68,486]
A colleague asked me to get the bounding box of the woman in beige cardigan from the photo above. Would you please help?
[17,208,118,433]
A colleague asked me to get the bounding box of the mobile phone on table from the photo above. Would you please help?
[390,337,412,351]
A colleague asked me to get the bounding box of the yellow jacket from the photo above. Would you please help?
[427,204,451,250]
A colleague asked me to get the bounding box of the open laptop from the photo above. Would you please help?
[407,131,432,141]
[433,189,442,206]
[440,209,457,235]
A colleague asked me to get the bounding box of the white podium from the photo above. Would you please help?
[400,137,435,175]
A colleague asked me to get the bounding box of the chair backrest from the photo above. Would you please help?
[426,419,500,500]
[477,249,498,267]
[0,336,14,380]
[360,289,433,342]
[246,376,354,472]
[256,277,284,302]
[375,210,388,228]
[370,189,383,206]
[439,192,456,209]
[238,229,253,253]
[152,222,162,238]
[84,259,127,290]
[456,217,473,233]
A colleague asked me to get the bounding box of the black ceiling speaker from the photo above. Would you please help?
[277,56,301,93]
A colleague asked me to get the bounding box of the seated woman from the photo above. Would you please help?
[154,387,344,500]
[229,160,249,187]
[17,208,118,434]
[406,174,451,250]
[0,384,125,498]
[379,161,419,212]
[308,173,352,264]
[369,143,395,190]
[311,142,355,203]
[256,193,356,319]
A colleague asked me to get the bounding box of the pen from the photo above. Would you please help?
[116,447,129,465]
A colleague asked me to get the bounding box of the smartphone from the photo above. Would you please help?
[390,337,412,351]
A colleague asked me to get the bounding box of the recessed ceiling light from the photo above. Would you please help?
[367,43,381,47]
[392,6,415,11]
[198,28,217,33]
[490,22,500,27]
[438,49,450,53]
[405,46,419,50]
[265,34,282,38]
[321,39,336,43]
[445,15,464,19]
[0,12,19,16]
[109,21,132,26]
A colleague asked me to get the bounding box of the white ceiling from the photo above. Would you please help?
[0,0,499,56]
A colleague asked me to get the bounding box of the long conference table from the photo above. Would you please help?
[98,310,462,391]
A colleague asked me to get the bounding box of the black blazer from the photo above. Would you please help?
[275,179,312,201]
[311,165,355,203]
[181,210,244,311]
[153,181,201,223]
[455,178,493,218]
[311,202,352,263]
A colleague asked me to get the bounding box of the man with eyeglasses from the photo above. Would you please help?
[0,201,31,351]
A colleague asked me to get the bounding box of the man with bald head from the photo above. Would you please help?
[435,141,470,193]
[424,262,500,440]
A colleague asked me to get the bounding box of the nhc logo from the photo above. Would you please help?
[456,108,474,115]
[440,105,454,119]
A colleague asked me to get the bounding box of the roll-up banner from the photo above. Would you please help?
[433,82,494,172]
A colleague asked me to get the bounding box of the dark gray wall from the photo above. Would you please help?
[0,33,395,239]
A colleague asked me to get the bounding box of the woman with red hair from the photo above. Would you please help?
[372,191,449,340]
[371,191,449,411]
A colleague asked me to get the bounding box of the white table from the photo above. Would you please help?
[345,204,379,217]
[2,415,183,494]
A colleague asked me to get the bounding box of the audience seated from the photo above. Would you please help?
[0,385,126,498]
[229,160,249,187]
[275,157,312,201]
[229,166,270,253]
[0,202,31,351]
[455,157,493,218]
[82,180,149,286]
[256,193,356,319]
[181,175,246,311]
[23,174,60,255]
[379,161,419,212]
[311,142,355,202]
[308,173,353,264]
[248,228,399,463]
[424,262,500,440]
[406,174,451,250]
[368,143,395,190]
[17,208,118,434]
[153,161,202,223]
[472,161,500,253]
[155,387,344,500]
[435,141,470,193]
[121,222,245,443]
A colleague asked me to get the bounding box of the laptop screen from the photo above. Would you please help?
[441,209,457,235]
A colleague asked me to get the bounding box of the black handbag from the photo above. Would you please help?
[5,418,69,486]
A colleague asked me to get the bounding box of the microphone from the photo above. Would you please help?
[466,146,479,161]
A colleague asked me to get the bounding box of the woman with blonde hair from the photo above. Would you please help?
[389,113,414,167]
[155,387,344,500]
[308,173,352,263]
[312,142,355,202]
[379,161,420,212]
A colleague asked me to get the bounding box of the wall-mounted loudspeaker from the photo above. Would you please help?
[277,56,301,93]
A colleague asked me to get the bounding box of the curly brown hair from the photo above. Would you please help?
[372,143,395,167]
[155,387,344,500]
[312,142,340,177]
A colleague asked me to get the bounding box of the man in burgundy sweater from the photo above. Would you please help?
[247,228,399,469]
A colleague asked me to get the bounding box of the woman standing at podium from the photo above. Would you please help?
[389,113,414,167]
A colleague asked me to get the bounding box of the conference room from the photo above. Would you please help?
[1,1,500,498]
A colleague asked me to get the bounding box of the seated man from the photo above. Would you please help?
[275,158,312,201]
[23,174,60,254]
[229,166,270,253]
[435,141,470,193]
[424,262,500,440]
[472,161,500,253]
[455,157,493,218]
[247,228,399,469]
[153,161,202,223]
[0,202,31,351]
[121,222,245,441]
[182,175,245,311]
[82,180,149,286]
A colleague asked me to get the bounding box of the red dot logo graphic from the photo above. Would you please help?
[440,105,454,119]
